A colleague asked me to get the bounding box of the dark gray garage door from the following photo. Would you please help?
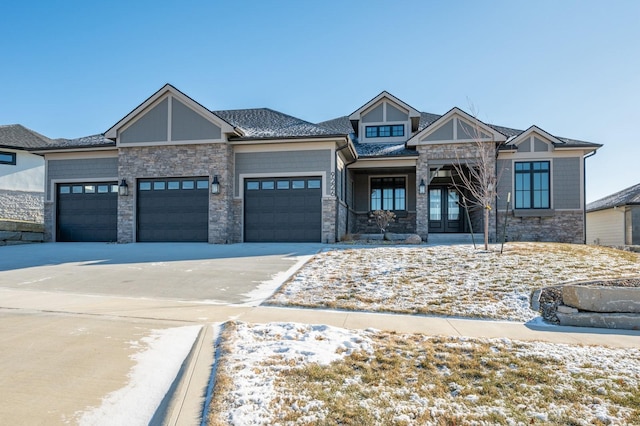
[244,177,322,242]
[57,182,118,242]
[137,177,209,242]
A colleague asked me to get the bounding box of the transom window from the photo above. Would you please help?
[0,151,16,165]
[514,161,550,209]
[365,125,404,138]
[371,177,406,211]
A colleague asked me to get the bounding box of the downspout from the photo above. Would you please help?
[583,150,597,244]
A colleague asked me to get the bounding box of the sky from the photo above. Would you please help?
[1,0,638,203]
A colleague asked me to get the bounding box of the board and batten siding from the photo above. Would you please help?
[553,157,581,209]
[586,209,625,246]
[46,157,118,199]
[234,150,332,197]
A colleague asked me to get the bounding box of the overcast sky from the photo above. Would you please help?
[1,0,638,202]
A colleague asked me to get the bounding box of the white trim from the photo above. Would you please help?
[348,158,417,169]
[236,171,328,199]
[349,91,420,121]
[117,139,227,148]
[229,137,346,147]
[34,147,116,155]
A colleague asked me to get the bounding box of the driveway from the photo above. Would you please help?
[0,242,321,304]
[0,242,321,425]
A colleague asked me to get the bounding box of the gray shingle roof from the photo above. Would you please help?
[586,183,640,212]
[50,134,115,150]
[0,124,54,149]
[214,108,340,139]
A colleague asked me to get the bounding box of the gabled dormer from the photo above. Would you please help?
[407,107,506,146]
[348,91,421,144]
[504,125,565,153]
[104,84,240,146]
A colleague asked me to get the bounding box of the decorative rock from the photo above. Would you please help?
[404,234,422,244]
[530,289,542,311]
[556,312,640,330]
[556,305,579,314]
[563,285,640,313]
[0,231,21,241]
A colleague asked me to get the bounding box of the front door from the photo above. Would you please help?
[428,187,463,233]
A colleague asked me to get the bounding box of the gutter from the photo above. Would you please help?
[583,149,598,244]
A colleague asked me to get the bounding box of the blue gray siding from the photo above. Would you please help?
[234,150,331,196]
[362,104,383,123]
[171,98,221,141]
[424,119,454,141]
[120,98,168,143]
[495,159,512,209]
[553,157,581,209]
[46,157,118,199]
[534,137,549,152]
[386,104,408,121]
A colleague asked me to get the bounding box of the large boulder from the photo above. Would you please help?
[404,234,422,245]
[563,285,640,313]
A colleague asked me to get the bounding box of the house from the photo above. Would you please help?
[586,183,640,246]
[0,124,50,223]
[33,84,601,244]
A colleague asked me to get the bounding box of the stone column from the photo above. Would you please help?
[416,147,429,240]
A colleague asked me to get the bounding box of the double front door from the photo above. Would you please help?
[429,186,464,233]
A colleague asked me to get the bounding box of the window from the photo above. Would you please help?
[139,182,152,191]
[196,180,209,189]
[167,181,180,190]
[0,151,16,165]
[97,185,109,193]
[59,186,71,194]
[84,185,95,193]
[277,180,290,190]
[515,161,550,209]
[246,181,260,190]
[262,181,274,190]
[371,177,406,211]
[365,125,404,138]
[182,181,194,189]
[153,181,166,190]
[292,180,305,189]
[307,179,321,189]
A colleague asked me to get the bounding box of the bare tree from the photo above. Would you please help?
[450,108,503,250]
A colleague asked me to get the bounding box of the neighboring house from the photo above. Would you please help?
[0,124,51,223]
[33,84,601,243]
[586,183,640,246]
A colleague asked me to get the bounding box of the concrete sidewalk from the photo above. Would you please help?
[2,287,639,425]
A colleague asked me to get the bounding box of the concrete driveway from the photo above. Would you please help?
[0,242,321,425]
[0,242,320,304]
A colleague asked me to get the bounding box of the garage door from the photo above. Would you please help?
[244,177,322,242]
[137,177,209,242]
[57,182,118,242]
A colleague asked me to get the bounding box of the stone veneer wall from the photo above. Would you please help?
[231,198,243,243]
[322,197,337,243]
[337,200,348,242]
[497,210,584,244]
[117,143,234,243]
[44,202,54,241]
[0,190,44,223]
[354,212,417,234]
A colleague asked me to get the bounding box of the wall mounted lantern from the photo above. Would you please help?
[211,175,220,194]
[418,179,426,194]
[118,179,129,196]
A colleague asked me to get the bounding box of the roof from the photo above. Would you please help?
[586,183,640,212]
[214,108,340,139]
[47,134,115,150]
[0,124,54,150]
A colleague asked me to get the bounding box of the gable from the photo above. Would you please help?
[386,103,409,121]
[410,108,503,146]
[362,104,383,123]
[171,98,222,141]
[506,125,563,152]
[120,98,169,143]
[105,84,236,146]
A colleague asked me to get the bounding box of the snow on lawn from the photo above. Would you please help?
[209,322,640,426]
[77,325,201,426]
[267,243,640,321]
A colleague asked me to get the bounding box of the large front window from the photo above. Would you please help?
[371,177,406,210]
[514,161,550,209]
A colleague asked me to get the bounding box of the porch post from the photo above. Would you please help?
[416,149,429,241]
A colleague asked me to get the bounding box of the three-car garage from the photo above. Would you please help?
[55,176,323,243]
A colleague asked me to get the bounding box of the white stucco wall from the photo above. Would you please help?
[586,208,625,246]
[0,149,44,192]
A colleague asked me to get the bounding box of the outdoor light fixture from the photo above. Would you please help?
[211,175,220,194]
[118,179,129,196]
[419,179,426,194]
